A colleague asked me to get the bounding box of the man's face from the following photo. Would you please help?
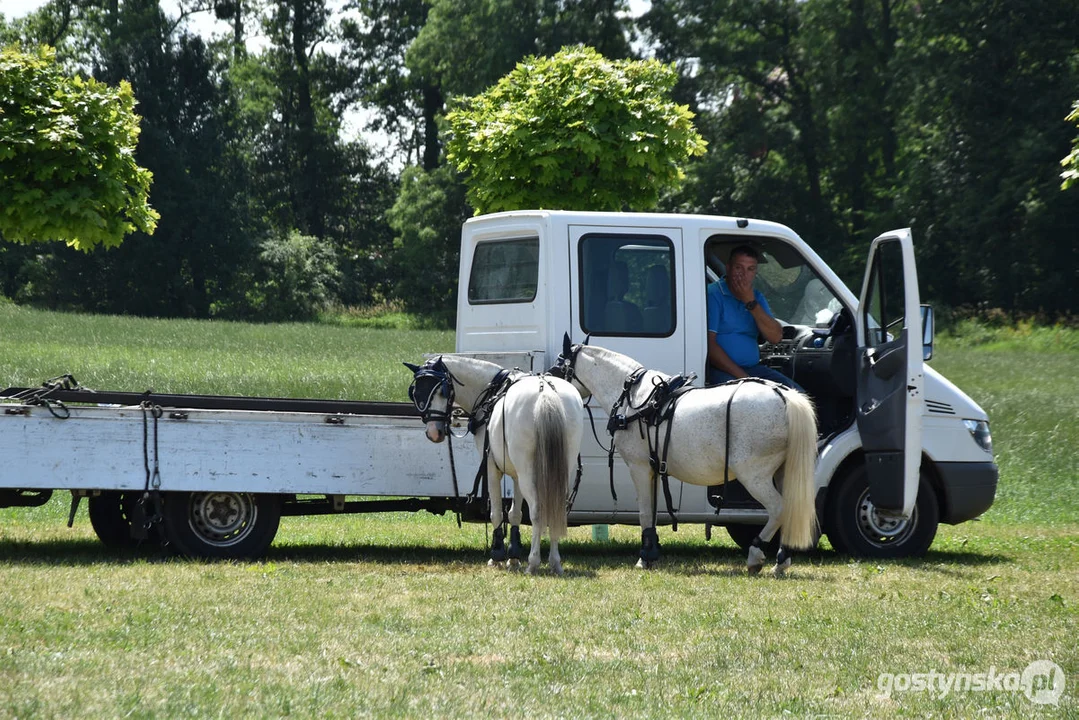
[729,252,759,286]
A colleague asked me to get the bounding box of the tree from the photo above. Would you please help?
[893,0,1079,315]
[340,0,432,166]
[0,45,158,250]
[1064,101,1079,191]
[386,164,469,320]
[443,45,706,214]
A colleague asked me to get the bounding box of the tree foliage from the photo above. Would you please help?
[1,0,1077,321]
[444,45,707,213]
[0,45,158,251]
[1064,101,1079,191]
[386,164,468,319]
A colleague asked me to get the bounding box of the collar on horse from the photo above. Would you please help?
[466,368,515,435]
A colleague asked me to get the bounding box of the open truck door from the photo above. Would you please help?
[855,229,924,518]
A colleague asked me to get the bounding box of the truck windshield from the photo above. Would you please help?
[750,251,842,328]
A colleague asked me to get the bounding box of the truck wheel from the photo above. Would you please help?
[88,492,138,548]
[163,491,280,560]
[825,465,939,558]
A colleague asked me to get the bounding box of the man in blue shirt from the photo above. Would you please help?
[707,245,804,392]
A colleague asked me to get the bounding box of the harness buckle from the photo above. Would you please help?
[606,414,627,434]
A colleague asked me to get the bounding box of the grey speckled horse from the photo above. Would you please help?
[554,341,818,575]
[405,355,584,575]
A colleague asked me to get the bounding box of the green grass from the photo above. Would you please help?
[1,305,1077,717]
[0,304,454,401]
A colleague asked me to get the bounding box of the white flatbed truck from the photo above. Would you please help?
[0,210,998,559]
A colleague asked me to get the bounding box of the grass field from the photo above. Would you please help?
[1,304,1076,718]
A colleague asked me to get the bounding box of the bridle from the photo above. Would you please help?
[407,357,460,426]
[549,335,585,388]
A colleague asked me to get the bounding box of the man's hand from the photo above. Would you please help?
[727,270,755,303]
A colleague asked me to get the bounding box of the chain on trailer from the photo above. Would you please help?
[130,395,167,547]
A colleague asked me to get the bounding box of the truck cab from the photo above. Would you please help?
[456,210,998,558]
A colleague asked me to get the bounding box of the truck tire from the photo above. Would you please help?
[825,465,939,558]
[163,491,280,560]
[88,492,138,548]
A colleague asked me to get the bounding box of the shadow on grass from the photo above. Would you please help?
[0,537,170,566]
[0,536,1011,572]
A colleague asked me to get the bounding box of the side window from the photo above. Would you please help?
[467,238,539,304]
[579,234,675,336]
[863,239,906,347]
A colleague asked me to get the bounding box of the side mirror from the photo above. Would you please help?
[920,304,935,361]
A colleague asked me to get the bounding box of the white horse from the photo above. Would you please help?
[553,339,818,576]
[404,355,585,575]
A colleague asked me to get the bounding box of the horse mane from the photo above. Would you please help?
[583,344,673,384]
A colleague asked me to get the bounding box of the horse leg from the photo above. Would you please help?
[738,471,784,575]
[630,464,660,570]
[486,457,507,567]
[506,477,525,568]
[773,546,792,578]
[548,534,563,577]
[516,474,543,575]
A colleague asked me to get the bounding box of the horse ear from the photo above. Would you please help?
[403,362,420,373]
[583,334,591,346]
[562,332,572,357]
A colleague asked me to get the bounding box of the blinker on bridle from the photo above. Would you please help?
[407,358,459,425]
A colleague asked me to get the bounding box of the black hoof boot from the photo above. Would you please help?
[639,527,661,564]
[508,526,523,560]
[490,526,507,562]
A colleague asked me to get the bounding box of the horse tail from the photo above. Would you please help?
[533,385,569,542]
[777,389,819,550]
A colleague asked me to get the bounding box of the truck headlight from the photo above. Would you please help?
[963,419,993,455]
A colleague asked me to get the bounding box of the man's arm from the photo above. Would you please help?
[727,274,782,344]
[708,331,748,378]
[748,302,783,344]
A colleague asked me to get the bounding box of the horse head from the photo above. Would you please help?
[404,356,457,443]
[549,333,591,400]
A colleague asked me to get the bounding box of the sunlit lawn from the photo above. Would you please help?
[0,305,1076,717]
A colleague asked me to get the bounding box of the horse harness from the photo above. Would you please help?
[604,367,696,530]
[555,343,790,529]
[409,360,584,527]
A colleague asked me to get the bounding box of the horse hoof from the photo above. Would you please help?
[525,564,540,576]
[772,559,792,577]
[747,563,764,575]
[635,558,655,570]
[506,558,520,569]
[550,563,564,577]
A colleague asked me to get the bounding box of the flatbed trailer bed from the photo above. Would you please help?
[0,385,484,558]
